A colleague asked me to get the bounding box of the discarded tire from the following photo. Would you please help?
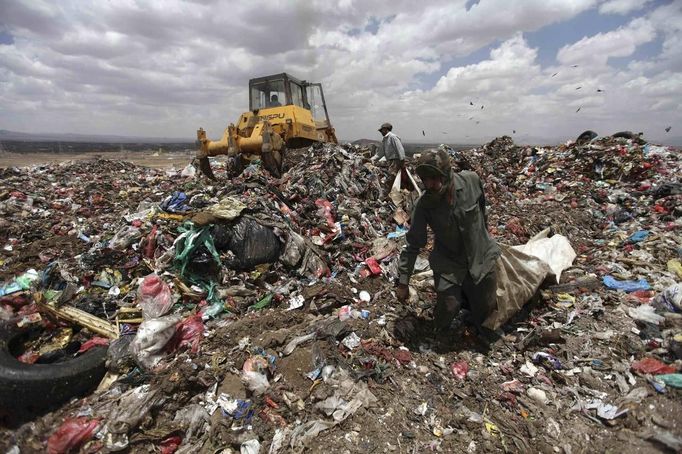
[611,131,637,139]
[0,321,107,418]
[575,130,598,145]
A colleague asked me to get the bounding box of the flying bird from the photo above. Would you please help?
[513,130,516,134]
[469,101,474,106]
[468,116,473,120]
[422,130,425,136]
[571,65,579,68]
[551,72,558,77]
[576,107,581,112]
[665,126,671,132]
[481,105,484,109]
[575,86,582,90]
[597,89,605,92]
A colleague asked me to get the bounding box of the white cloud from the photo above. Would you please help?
[0,0,680,145]
[557,17,656,66]
[599,0,652,15]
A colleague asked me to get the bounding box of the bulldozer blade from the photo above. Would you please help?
[261,151,281,178]
[198,157,216,180]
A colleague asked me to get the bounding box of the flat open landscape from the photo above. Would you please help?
[0,150,195,170]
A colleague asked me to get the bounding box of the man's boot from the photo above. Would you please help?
[433,294,461,333]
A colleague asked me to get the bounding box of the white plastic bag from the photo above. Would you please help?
[241,439,261,454]
[512,228,576,283]
[109,226,142,251]
[281,230,306,267]
[130,315,181,369]
[180,163,197,177]
[137,273,173,319]
[628,304,665,325]
[389,168,422,206]
[241,370,270,396]
[654,283,682,312]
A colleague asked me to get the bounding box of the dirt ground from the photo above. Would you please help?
[0,150,194,170]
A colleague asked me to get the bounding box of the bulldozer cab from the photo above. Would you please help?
[249,73,332,129]
[197,73,337,179]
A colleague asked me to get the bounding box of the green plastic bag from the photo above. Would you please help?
[174,224,221,284]
[174,224,226,317]
[249,293,273,311]
[657,374,682,389]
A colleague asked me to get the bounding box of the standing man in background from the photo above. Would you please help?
[373,122,406,196]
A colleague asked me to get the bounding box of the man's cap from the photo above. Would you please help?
[415,149,452,180]
[378,122,393,131]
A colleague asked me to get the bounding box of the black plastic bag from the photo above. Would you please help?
[225,218,282,269]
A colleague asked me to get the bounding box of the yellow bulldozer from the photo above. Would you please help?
[196,73,338,179]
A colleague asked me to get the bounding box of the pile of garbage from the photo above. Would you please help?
[0,135,680,453]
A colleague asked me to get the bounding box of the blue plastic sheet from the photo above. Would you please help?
[627,230,650,243]
[387,226,409,239]
[221,399,254,420]
[603,275,650,293]
[160,191,190,213]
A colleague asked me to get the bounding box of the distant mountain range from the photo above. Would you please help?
[0,129,193,143]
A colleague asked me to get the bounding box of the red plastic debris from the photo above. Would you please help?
[450,360,469,380]
[629,290,655,304]
[314,199,336,227]
[500,379,524,393]
[137,273,173,319]
[498,391,517,409]
[393,349,413,366]
[631,357,677,375]
[361,340,412,366]
[0,293,29,308]
[167,314,204,353]
[47,417,100,454]
[364,257,382,275]
[504,217,527,239]
[78,337,110,354]
[259,408,287,427]
[17,351,40,364]
[143,224,158,259]
[264,395,280,409]
[358,268,372,279]
[159,435,182,454]
[89,193,104,207]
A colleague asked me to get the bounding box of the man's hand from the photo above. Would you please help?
[396,284,409,303]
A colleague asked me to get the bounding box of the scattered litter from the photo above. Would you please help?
[1,135,680,453]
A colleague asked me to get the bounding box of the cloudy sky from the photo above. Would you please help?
[0,0,680,145]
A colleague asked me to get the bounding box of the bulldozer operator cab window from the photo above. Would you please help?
[306,84,328,126]
[251,80,286,110]
[269,94,281,107]
[290,82,305,108]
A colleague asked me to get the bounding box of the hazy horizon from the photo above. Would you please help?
[2,127,681,149]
